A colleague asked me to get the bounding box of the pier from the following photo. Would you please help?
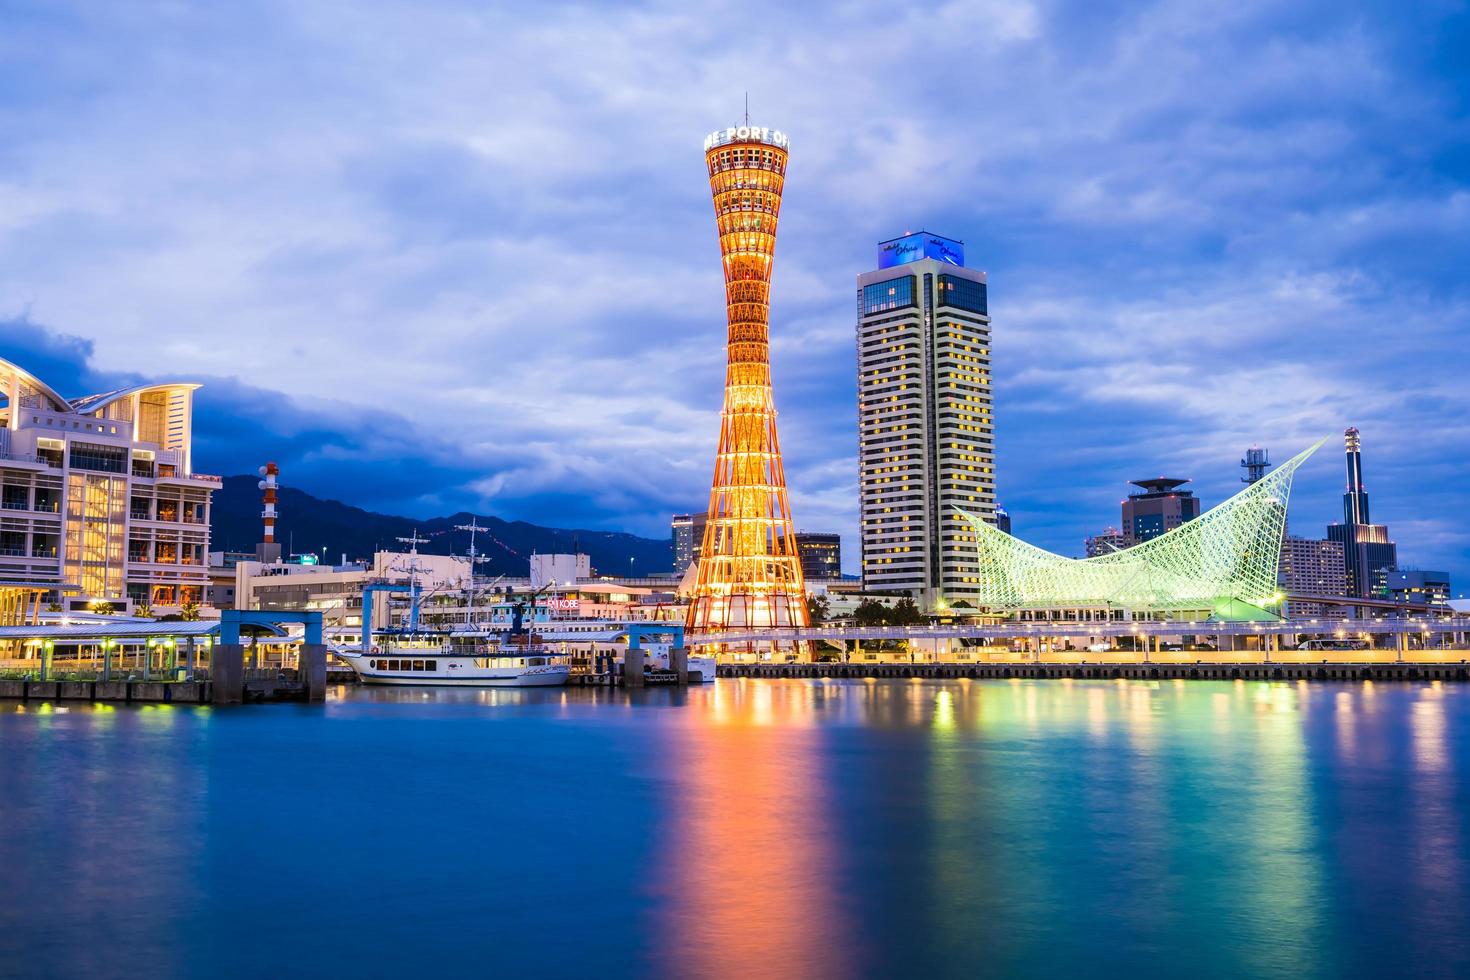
[717,660,1470,683]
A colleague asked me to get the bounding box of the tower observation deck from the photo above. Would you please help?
[685,123,809,649]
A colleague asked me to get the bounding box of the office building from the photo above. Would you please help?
[1121,477,1200,547]
[857,231,993,611]
[1326,427,1397,598]
[670,512,707,572]
[1,357,218,613]
[1278,535,1348,618]
[795,532,842,582]
[685,121,809,637]
[1385,570,1451,608]
[1085,527,1126,558]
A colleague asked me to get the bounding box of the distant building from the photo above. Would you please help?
[1,357,219,614]
[235,551,472,632]
[1326,427,1397,598]
[1085,526,1126,558]
[857,231,993,612]
[1386,570,1451,608]
[1279,536,1348,618]
[1122,478,1200,547]
[670,512,707,573]
[795,532,842,582]
[994,505,1011,535]
[1241,446,1270,485]
[530,553,590,589]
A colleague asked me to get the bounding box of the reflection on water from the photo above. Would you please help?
[2,679,1469,978]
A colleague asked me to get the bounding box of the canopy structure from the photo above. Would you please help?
[961,439,1326,621]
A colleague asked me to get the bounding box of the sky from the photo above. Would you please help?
[2,0,1468,583]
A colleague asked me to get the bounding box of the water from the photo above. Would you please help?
[2,679,1468,979]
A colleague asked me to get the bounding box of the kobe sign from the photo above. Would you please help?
[704,125,790,150]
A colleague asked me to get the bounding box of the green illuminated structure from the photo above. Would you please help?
[961,439,1326,621]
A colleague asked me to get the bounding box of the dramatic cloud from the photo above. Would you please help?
[1,0,1467,583]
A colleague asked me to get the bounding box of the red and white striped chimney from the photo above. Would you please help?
[257,462,279,545]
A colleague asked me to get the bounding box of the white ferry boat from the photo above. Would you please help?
[333,631,570,688]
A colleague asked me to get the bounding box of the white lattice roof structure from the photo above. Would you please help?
[960,439,1327,620]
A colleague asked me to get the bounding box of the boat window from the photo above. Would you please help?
[412,659,425,671]
[423,659,436,671]
[389,660,400,670]
[529,658,545,666]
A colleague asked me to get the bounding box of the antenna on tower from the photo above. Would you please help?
[744,92,749,126]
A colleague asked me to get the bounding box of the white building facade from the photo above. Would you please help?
[856,233,994,612]
[1,358,217,612]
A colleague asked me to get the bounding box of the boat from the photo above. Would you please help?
[333,630,570,687]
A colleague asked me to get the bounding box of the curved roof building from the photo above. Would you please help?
[961,439,1326,621]
[1,357,217,616]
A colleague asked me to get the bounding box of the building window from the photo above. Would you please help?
[69,441,128,474]
[862,276,917,315]
[937,275,987,315]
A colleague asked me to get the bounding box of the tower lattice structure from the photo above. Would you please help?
[686,123,810,639]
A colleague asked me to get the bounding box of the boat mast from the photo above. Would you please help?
[454,516,494,628]
[394,529,430,632]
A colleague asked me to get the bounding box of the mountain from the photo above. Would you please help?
[209,476,674,576]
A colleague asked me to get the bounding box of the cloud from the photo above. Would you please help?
[1,0,1468,585]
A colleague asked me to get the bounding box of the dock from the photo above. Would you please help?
[716,661,1470,683]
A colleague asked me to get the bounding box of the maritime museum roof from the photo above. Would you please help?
[962,439,1327,621]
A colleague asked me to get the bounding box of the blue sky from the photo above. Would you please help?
[2,0,1468,584]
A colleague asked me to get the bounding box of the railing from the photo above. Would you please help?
[690,616,1470,646]
[0,450,62,468]
[187,473,222,485]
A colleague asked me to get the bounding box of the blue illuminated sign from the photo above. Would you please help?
[877,232,965,269]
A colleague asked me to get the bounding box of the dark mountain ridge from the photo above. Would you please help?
[210,475,673,576]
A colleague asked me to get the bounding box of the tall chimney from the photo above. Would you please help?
[256,462,283,563]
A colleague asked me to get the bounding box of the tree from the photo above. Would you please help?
[890,597,926,626]
[135,603,154,619]
[806,594,829,624]
[90,600,116,616]
[852,598,891,627]
[180,601,200,622]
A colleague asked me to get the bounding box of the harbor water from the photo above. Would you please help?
[2,678,1469,978]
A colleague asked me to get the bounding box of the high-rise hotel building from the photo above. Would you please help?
[1,358,217,613]
[857,232,993,611]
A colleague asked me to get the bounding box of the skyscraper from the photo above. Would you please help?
[1326,426,1397,598]
[685,122,809,639]
[857,232,992,612]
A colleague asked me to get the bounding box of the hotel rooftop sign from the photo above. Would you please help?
[878,231,965,269]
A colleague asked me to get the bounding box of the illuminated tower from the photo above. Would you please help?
[685,122,810,645]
